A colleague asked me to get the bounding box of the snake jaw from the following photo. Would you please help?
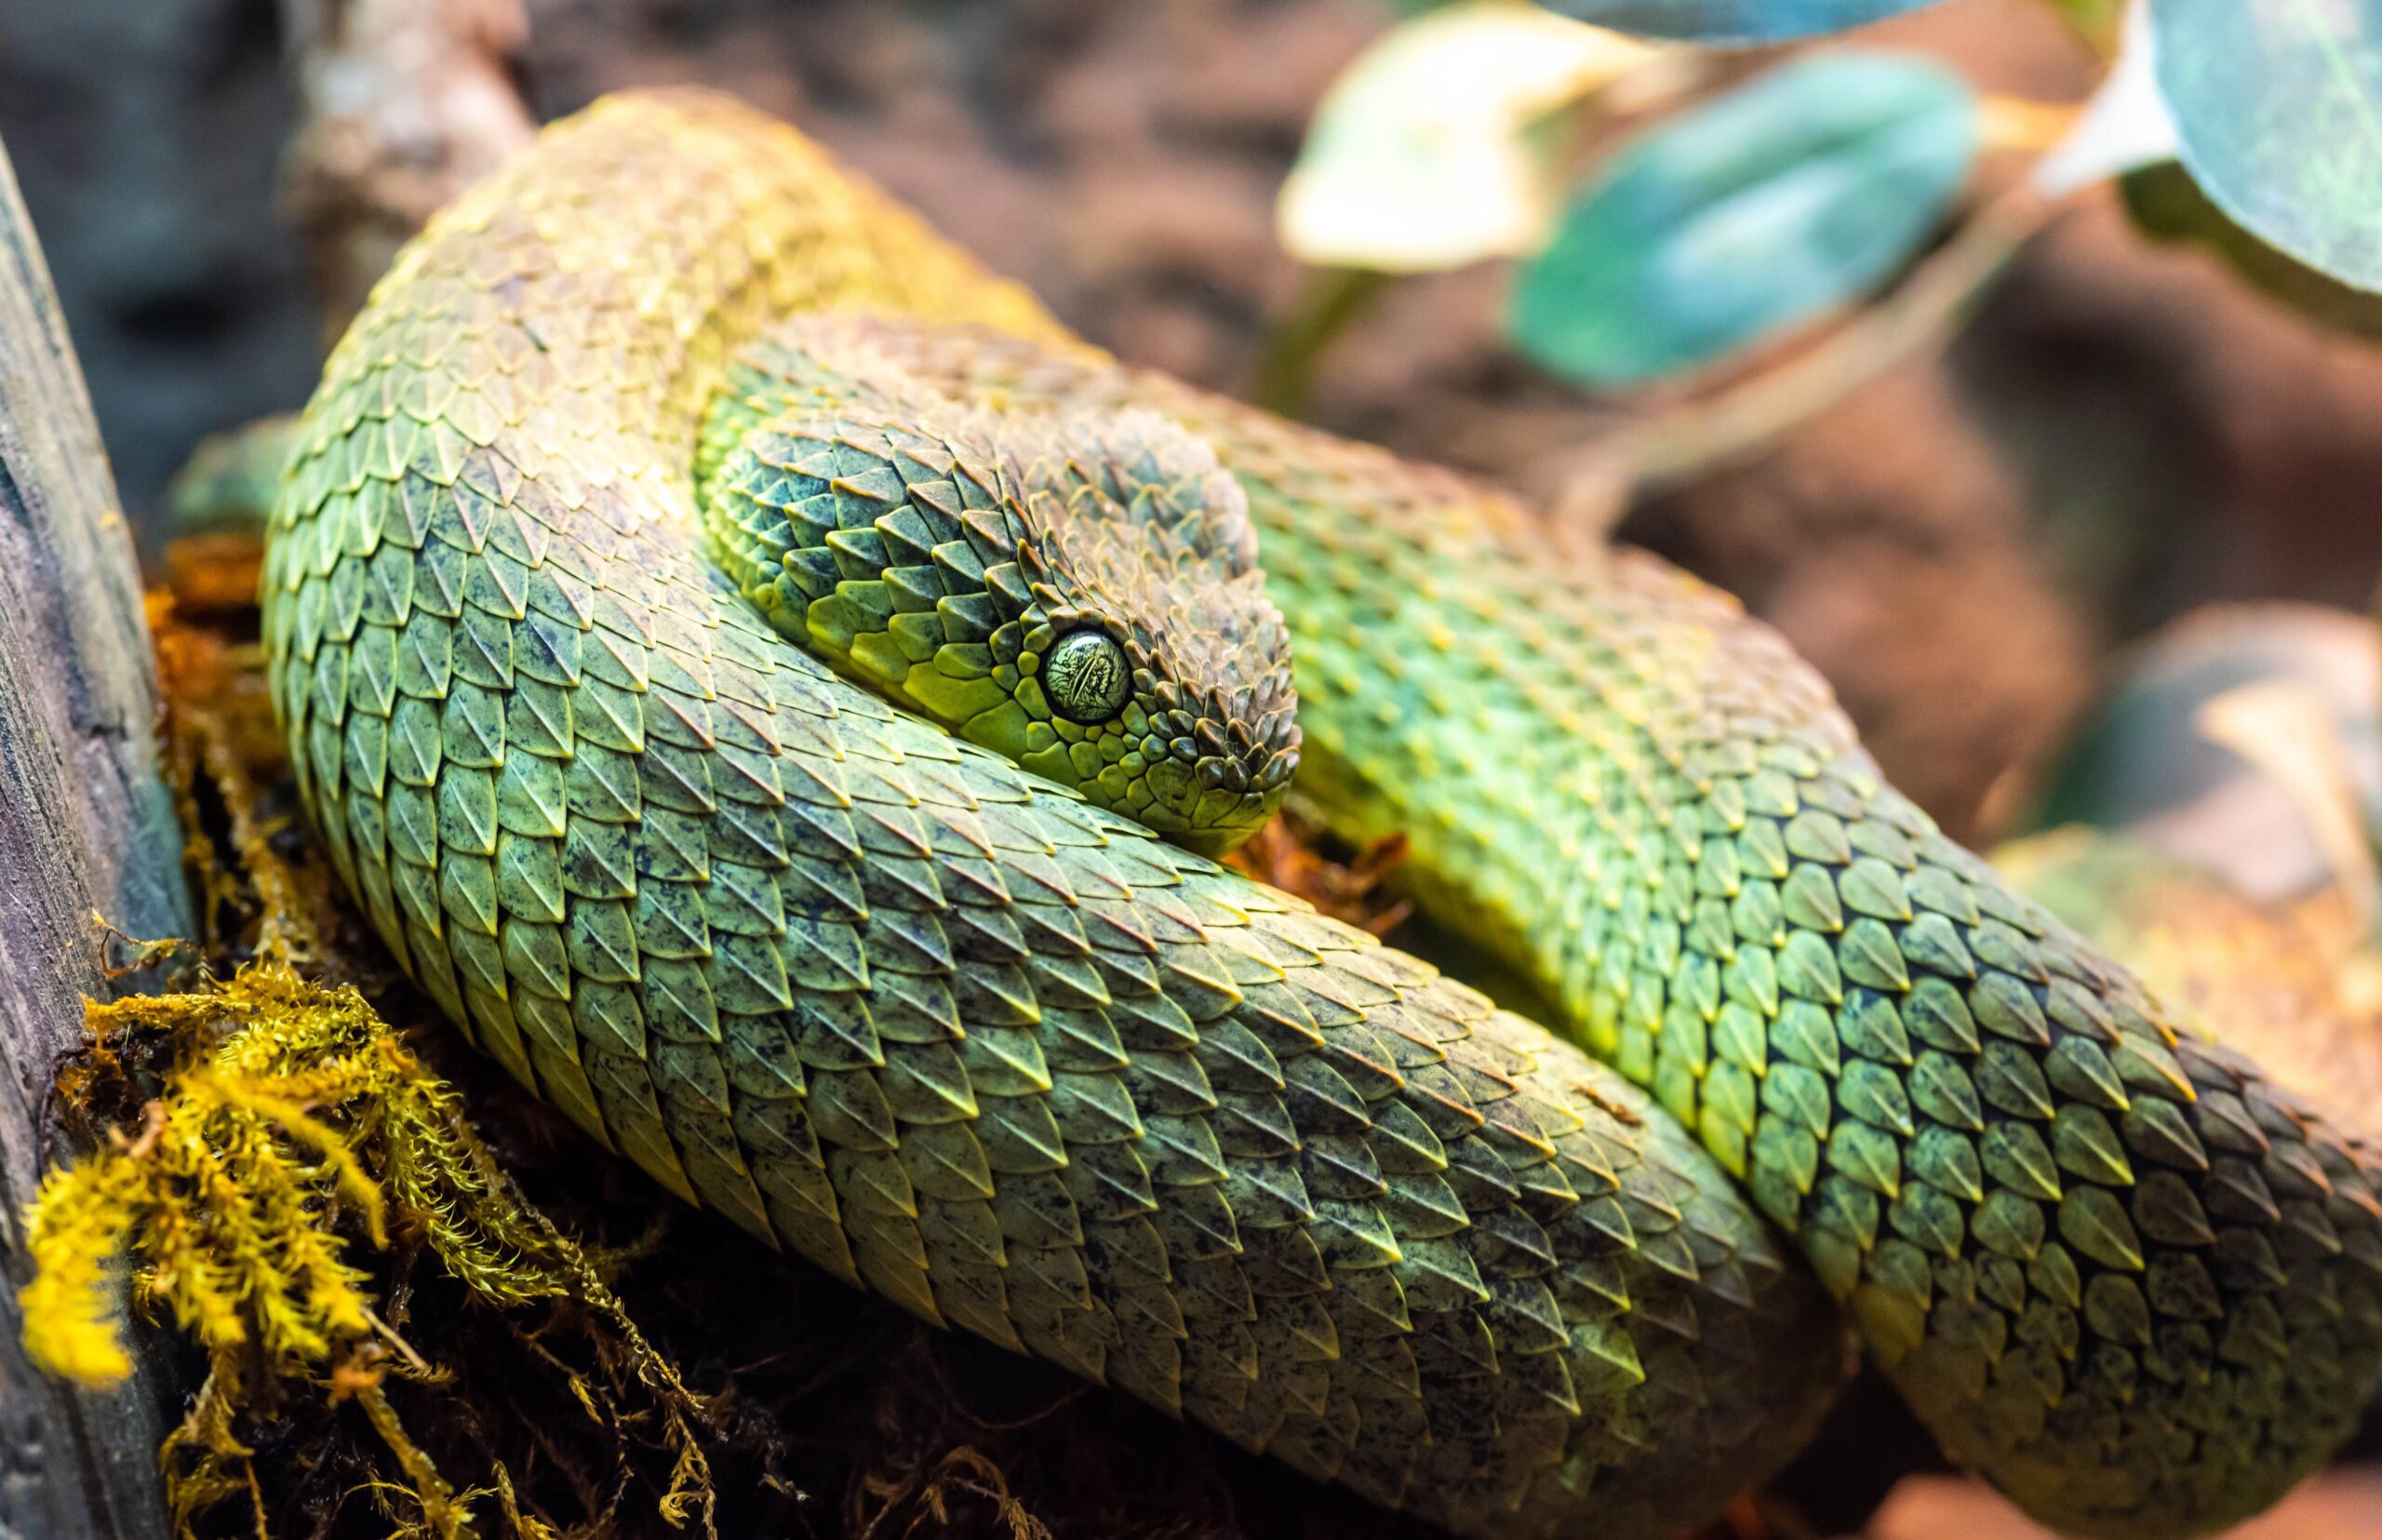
[1113,668,1301,857]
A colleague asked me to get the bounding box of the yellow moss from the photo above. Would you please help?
[34,967,558,1385]
[16,533,721,1540]
[20,963,592,1534]
[21,1155,144,1382]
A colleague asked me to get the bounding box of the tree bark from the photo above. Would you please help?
[0,135,194,1540]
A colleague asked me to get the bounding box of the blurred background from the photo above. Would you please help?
[8,0,2382,856]
[8,4,2382,1536]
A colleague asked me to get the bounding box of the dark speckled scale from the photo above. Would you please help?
[268,89,2382,1540]
[264,91,1842,1540]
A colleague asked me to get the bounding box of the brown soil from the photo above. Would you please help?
[9,0,2382,840]
[9,5,2382,1534]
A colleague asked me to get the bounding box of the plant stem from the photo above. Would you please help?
[1551,183,2061,530]
[1978,94,2082,155]
[1249,266,1391,418]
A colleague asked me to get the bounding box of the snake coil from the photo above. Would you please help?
[266,89,2382,1539]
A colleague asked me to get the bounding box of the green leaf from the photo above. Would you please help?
[1538,0,1946,43]
[2122,161,2382,338]
[1508,50,1978,387]
[1278,2,1660,272]
[2151,0,2382,292]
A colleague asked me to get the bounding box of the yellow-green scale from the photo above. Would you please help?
[1208,443,2382,1535]
[261,89,1848,1540]
[670,300,2382,1537]
[692,328,1297,854]
[258,84,2382,1540]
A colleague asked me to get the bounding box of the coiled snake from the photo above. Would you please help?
[263,89,2382,1538]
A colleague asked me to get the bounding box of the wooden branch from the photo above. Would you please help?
[277,0,536,341]
[0,137,196,1540]
[0,14,540,1525]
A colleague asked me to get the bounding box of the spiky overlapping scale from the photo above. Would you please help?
[803,315,2382,1536]
[692,323,1296,851]
[1153,383,2382,1540]
[261,90,1840,1540]
[265,84,2382,1540]
[1181,441,2382,1536]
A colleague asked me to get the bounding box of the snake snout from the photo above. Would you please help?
[1140,676,1301,856]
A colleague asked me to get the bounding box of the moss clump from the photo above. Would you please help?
[20,540,716,1540]
[27,966,557,1382]
[25,958,731,1540]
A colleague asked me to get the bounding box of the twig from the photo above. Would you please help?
[277,0,537,341]
[1977,95,2081,156]
[1547,182,2061,533]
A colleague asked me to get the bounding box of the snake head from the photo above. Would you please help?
[983,409,1299,855]
[706,359,1297,856]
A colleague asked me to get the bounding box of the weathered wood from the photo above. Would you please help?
[0,134,193,1540]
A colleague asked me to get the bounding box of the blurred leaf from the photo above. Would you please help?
[1279,2,1659,271]
[1509,50,1978,386]
[2122,161,2382,337]
[1536,0,1945,44]
[2037,0,2127,55]
[2036,0,2175,194]
[2151,0,2382,292]
[2013,603,2382,909]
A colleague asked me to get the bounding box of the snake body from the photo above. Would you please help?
[265,90,2382,1537]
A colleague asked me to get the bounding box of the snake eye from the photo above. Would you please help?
[1043,630,1130,724]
